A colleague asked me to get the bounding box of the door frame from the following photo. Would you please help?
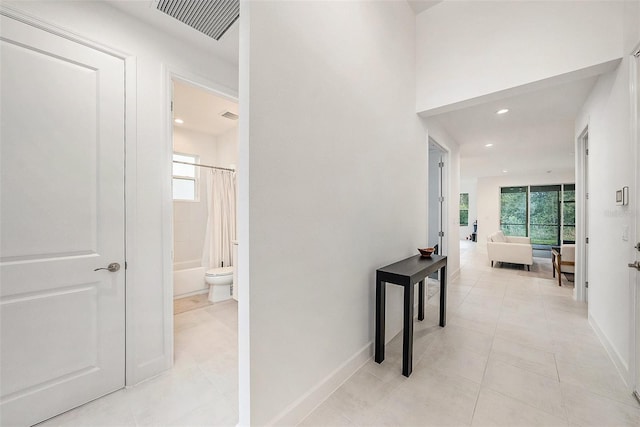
[428,137,449,256]
[0,5,139,388]
[630,42,640,401]
[575,126,589,303]
[161,66,238,368]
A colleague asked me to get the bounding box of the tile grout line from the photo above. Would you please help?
[469,271,503,426]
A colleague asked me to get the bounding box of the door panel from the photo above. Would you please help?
[0,15,125,426]
[634,50,640,404]
[1,39,99,260]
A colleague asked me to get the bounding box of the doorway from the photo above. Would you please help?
[168,76,240,423]
[577,127,589,303]
[428,138,447,253]
[170,79,239,311]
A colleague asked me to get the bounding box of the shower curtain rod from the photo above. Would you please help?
[173,160,235,172]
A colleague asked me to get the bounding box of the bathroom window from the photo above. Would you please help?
[172,153,199,201]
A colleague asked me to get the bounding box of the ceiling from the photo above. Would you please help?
[173,80,238,136]
[431,76,598,179]
[106,0,239,66]
[109,0,597,179]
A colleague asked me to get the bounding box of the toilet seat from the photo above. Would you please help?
[205,267,233,277]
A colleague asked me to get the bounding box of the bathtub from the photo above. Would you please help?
[173,260,207,298]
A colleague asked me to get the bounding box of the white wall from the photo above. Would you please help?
[240,1,426,424]
[460,178,478,240]
[217,127,239,168]
[476,171,576,250]
[416,1,626,114]
[4,1,238,384]
[575,55,638,382]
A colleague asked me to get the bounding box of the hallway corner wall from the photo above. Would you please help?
[575,51,639,384]
[240,1,426,424]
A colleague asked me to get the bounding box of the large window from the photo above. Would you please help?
[529,185,560,245]
[500,184,575,246]
[172,153,199,201]
[460,193,469,226]
[500,186,528,237]
[562,184,576,243]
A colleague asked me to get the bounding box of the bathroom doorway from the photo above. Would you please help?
[169,76,239,423]
[171,79,238,311]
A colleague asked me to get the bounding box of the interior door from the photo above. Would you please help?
[633,48,640,405]
[584,133,589,302]
[0,14,126,426]
[428,140,446,252]
[438,155,445,250]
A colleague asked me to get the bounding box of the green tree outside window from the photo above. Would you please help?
[460,193,469,226]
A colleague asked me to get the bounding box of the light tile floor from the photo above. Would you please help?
[35,241,640,426]
[39,299,238,427]
[174,293,213,315]
[300,241,640,426]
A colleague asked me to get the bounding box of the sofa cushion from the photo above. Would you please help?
[493,231,507,243]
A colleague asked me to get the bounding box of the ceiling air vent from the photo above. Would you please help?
[221,111,239,120]
[155,0,239,41]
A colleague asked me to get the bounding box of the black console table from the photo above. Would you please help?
[374,254,447,377]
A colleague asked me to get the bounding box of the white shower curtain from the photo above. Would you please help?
[202,169,237,270]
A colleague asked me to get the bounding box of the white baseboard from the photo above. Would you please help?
[268,342,372,426]
[588,313,630,387]
[173,288,208,299]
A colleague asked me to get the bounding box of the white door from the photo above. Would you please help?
[583,132,589,302]
[633,47,640,405]
[0,14,126,426]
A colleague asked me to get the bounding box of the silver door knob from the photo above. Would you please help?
[94,262,120,272]
[628,261,640,271]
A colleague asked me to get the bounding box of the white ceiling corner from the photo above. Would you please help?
[106,0,239,66]
[173,80,238,136]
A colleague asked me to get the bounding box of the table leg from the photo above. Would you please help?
[418,280,425,321]
[402,282,414,377]
[439,265,447,327]
[375,277,385,364]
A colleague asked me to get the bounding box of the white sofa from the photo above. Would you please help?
[487,231,533,270]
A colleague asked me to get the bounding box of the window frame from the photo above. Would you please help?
[499,183,576,246]
[459,193,469,226]
[561,184,576,243]
[172,152,200,202]
[500,186,529,237]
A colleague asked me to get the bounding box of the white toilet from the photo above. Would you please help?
[205,267,233,302]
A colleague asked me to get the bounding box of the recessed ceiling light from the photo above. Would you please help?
[485,143,493,147]
[502,169,508,173]
[174,118,184,124]
[496,108,509,115]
